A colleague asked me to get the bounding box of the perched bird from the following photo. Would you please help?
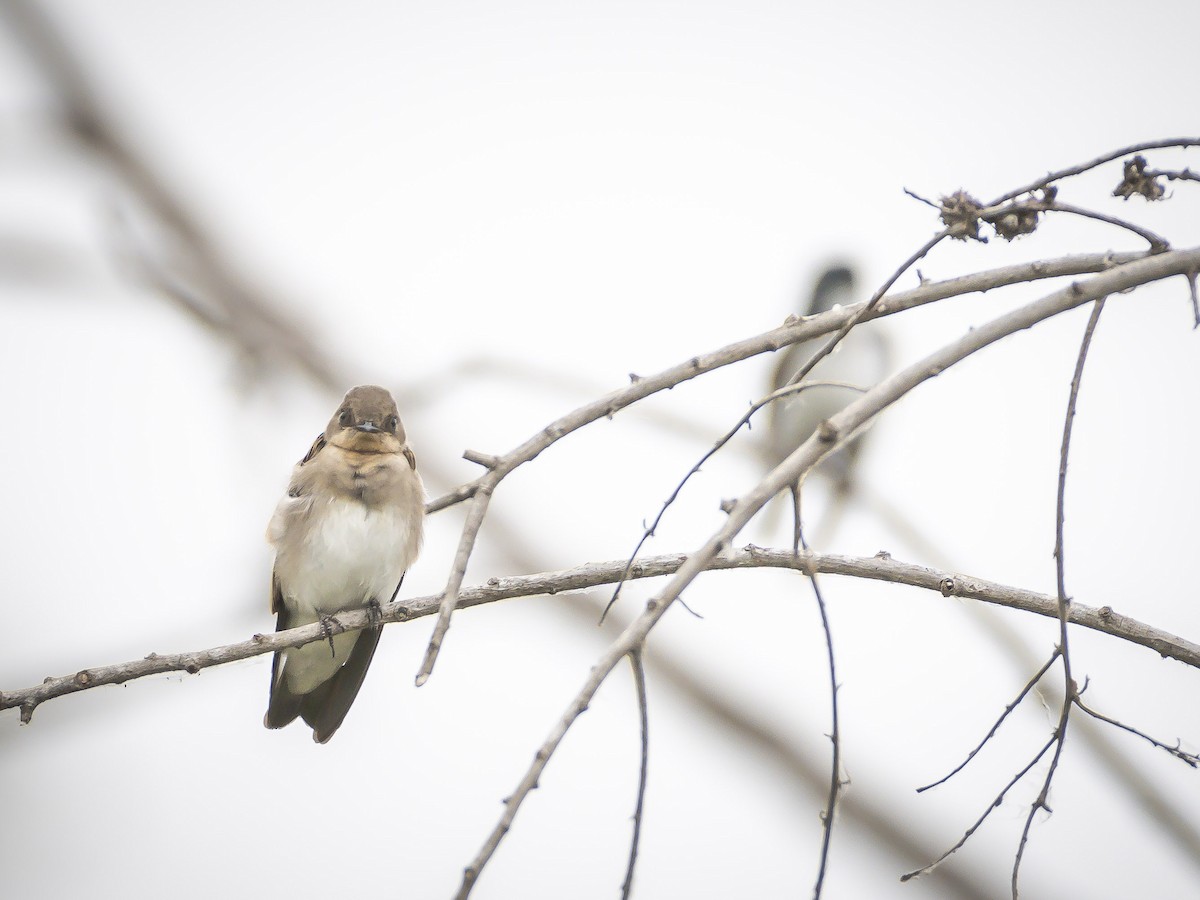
[264,385,425,743]
[769,266,889,542]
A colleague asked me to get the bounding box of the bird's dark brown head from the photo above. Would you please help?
[325,385,406,453]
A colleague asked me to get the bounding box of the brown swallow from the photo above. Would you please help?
[264,386,424,742]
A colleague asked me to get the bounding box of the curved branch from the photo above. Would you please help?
[5,546,1199,723]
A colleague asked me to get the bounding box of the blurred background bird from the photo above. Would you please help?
[767,264,890,547]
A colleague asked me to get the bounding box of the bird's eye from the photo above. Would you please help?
[338,409,353,426]
[386,415,399,432]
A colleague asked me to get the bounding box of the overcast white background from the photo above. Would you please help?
[2,2,1199,898]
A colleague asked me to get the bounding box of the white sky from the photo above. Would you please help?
[2,2,1199,899]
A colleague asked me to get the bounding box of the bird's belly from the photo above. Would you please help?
[286,498,414,621]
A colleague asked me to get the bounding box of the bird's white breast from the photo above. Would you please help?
[285,497,419,621]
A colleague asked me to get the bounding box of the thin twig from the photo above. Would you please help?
[901,737,1057,883]
[1073,694,1200,767]
[1011,296,1106,898]
[903,187,940,209]
[798,536,841,900]
[620,648,650,900]
[917,650,1062,793]
[1037,202,1168,252]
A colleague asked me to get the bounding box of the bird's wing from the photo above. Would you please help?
[264,577,303,729]
[299,432,326,465]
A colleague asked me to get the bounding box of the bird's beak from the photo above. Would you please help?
[355,422,381,433]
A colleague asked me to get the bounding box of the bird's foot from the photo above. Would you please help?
[366,598,383,627]
[319,614,343,658]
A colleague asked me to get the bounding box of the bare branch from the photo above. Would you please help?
[620,649,649,900]
[917,650,1062,793]
[1073,694,1200,768]
[901,737,1057,884]
[1012,296,1106,898]
[451,245,1200,897]
[7,546,1199,723]
[800,549,841,900]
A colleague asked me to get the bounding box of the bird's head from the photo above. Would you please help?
[325,385,407,454]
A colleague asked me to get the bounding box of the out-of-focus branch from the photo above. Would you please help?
[0,0,344,388]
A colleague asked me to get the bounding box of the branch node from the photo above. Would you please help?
[939,577,956,597]
[718,498,736,514]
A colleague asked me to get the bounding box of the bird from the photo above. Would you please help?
[263,385,425,743]
[768,265,889,545]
